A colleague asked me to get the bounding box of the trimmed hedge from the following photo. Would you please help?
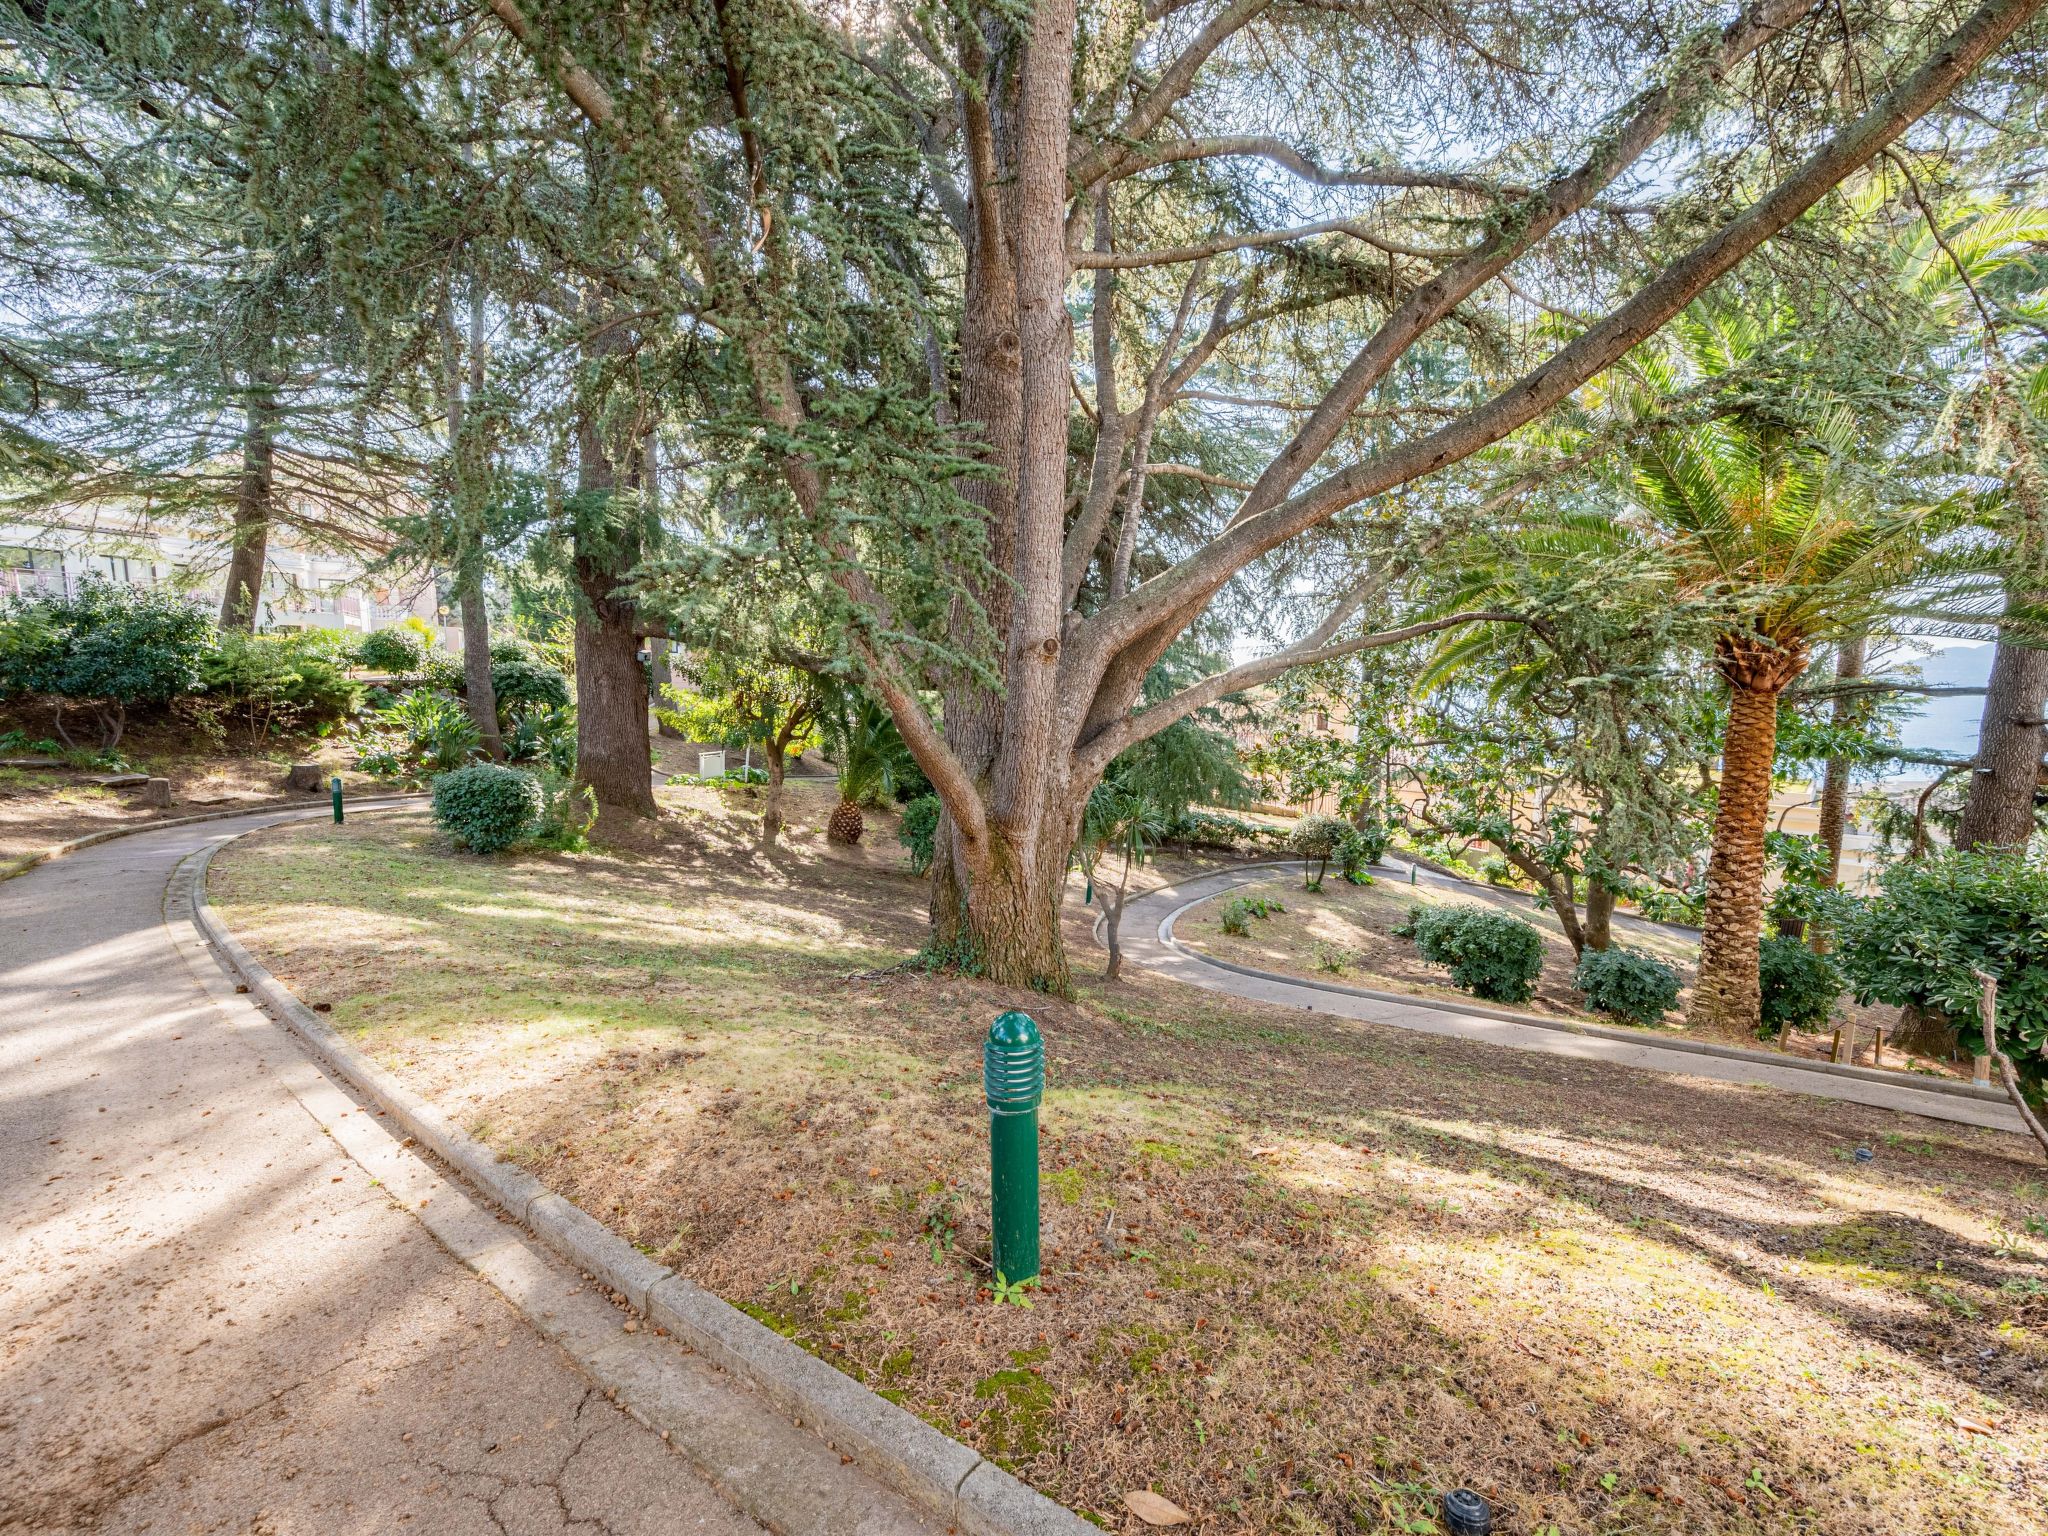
[1573,946,1682,1026]
[431,762,541,854]
[1405,904,1546,1004]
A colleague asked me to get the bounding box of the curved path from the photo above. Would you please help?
[0,806,809,1536]
[1117,861,2029,1136]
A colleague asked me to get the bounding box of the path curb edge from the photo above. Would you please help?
[1145,862,2009,1108]
[181,822,1091,1536]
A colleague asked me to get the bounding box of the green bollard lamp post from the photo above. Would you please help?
[983,1010,1044,1288]
[331,775,344,824]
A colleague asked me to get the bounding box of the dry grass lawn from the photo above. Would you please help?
[210,784,2048,1536]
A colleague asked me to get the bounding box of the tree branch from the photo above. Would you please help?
[1077,0,2034,686]
[1079,610,1525,776]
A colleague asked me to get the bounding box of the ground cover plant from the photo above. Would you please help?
[212,794,2048,1536]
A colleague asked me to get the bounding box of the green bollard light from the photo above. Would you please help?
[984,1010,1044,1289]
[331,775,344,824]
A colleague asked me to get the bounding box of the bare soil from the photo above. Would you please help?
[211,785,2048,1536]
[0,710,388,870]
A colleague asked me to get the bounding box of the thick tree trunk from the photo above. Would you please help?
[1954,628,2047,852]
[573,422,656,828]
[1891,1002,1960,1059]
[1689,638,1804,1037]
[1539,873,1588,958]
[1583,877,1616,953]
[960,805,1079,993]
[219,393,274,631]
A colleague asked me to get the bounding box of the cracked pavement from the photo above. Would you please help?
[1,815,766,1535]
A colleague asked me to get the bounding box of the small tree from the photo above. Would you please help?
[0,579,209,749]
[1289,814,1351,891]
[662,652,826,843]
[1074,784,1165,981]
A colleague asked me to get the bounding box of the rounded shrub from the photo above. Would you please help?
[1573,946,1682,1026]
[490,654,571,715]
[356,626,427,676]
[1758,934,1840,1040]
[431,762,541,854]
[1407,905,1546,1004]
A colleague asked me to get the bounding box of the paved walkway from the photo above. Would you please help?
[0,810,770,1536]
[1118,862,2029,1136]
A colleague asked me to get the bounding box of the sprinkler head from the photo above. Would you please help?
[1854,1147,1875,1163]
[1442,1488,1492,1536]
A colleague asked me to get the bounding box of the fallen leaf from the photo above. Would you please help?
[1121,1490,1190,1526]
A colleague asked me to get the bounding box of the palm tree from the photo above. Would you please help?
[1611,311,1939,1036]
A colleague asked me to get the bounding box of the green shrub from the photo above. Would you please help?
[490,654,570,716]
[1345,818,1392,870]
[1480,854,1514,887]
[1288,812,1351,889]
[503,702,576,777]
[1407,904,1546,1004]
[0,578,210,748]
[1573,946,1682,1026]
[1835,851,2048,1078]
[530,771,596,851]
[1334,825,1383,884]
[355,627,427,675]
[1757,935,1841,1039]
[432,762,541,854]
[1635,886,1705,926]
[1159,809,1287,852]
[352,690,480,782]
[198,629,362,737]
[898,794,940,875]
[1218,893,1284,935]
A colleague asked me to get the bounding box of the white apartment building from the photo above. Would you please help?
[0,513,459,650]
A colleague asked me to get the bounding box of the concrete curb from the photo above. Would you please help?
[1146,861,2009,1108]
[183,820,1092,1536]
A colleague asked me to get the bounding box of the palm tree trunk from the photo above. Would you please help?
[1689,668,1792,1037]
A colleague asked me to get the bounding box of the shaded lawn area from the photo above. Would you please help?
[211,791,2048,1536]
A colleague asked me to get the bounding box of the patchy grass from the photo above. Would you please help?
[213,792,2048,1536]
[1180,874,1696,1026]
[1179,873,1945,1074]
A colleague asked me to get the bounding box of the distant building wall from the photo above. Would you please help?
[0,518,458,651]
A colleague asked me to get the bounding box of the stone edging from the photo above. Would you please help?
[182,820,1090,1536]
[1147,861,2008,1108]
